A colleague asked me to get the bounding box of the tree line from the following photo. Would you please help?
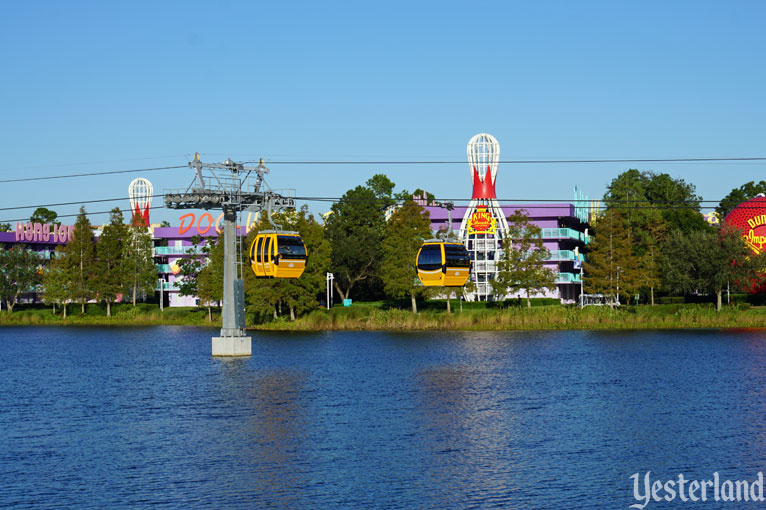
[262,174,557,316]
[584,170,766,310]
[3,170,765,319]
[0,206,157,316]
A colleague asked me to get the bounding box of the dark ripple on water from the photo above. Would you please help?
[3,327,766,508]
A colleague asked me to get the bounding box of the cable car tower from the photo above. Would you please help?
[458,133,509,301]
[164,153,295,356]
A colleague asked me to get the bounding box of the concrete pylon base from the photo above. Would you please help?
[212,336,252,356]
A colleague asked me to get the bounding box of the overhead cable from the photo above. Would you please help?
[0,166,186,184]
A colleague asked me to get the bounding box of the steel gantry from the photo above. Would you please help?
[164,153,295,356]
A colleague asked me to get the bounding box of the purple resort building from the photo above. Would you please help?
[1,197,590,308]
[4,133,592,308]
[151,217,250,308]
[416,133,591,304]
[421,202,588,304]
[1,214,250,309]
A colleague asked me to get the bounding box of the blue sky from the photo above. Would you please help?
[1,1,764,225]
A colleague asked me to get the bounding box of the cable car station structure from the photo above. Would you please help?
[164,153,295,356]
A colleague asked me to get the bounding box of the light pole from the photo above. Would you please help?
[575,246,583,308]
[326,272,334,309]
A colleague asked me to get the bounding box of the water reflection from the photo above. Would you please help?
[250,371,307,508]
[724,329,766,470]
[415,334,519,508]
[213,358,308,508]
[7,327,766,508]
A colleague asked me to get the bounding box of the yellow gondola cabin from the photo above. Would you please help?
[416,241,471,287]
[250,232,307,278]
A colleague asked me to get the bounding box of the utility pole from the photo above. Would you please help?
[436,200,455,239]
[326,272,334,309]
[165,153,294,356]
[575,246,583,308]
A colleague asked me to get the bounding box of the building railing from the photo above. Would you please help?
[472,261,497,272]
[546,250,587,262]
[153,246,204,256]
[485,249,585,262]
[156,281,180,291]
[474,283,492,296]
[541,228,588,243]
[469,239,500,251]
[156,264,172,273]
[555,272,582,283]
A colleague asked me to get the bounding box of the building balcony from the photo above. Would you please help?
[541,228,588,243]
[156,281,180,291]
[547,250,587,262]
[555,272,582,283]
[153,246,204,256]
[469,239,500,251]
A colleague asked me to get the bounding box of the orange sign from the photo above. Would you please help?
[175,212,260,236]
[467,205,497,235]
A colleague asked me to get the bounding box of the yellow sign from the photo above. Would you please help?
[744,215,766,253]
[467,205,497,235]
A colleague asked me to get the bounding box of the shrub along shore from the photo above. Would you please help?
[2,301,766,331]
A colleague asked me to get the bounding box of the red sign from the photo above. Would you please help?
[467,205,496,235]
[471,205,492,231]
[723,196,766,254]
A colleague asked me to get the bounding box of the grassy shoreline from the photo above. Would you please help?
[2,302,766,331]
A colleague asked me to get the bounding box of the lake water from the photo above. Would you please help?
[2,327,766,509]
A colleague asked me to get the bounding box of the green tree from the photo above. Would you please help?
[325,185,386,301]
[176,235,220,321]
[0,223,11,232]
[604,169,707,240]
[411,188,436,204]
[64,206,96,313]
[197,235,224,314]
[122,215,157,306]
[245,263,283,321]
[245,207,331,321]
[637,220,667,306]
[716,180,766,220]
[41,246,70,317]
[30,207,60,225]
[660,224,765,311]
[583,210,640,308]
[366,173,410,207]
[645,172,707,233]
[282,207,331,319]
[243,215,282,322]
[381,200,432,313]
[0,246,43,312]
[491,209,556,308]
[176,235,204,298]
[94,208,127,317]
